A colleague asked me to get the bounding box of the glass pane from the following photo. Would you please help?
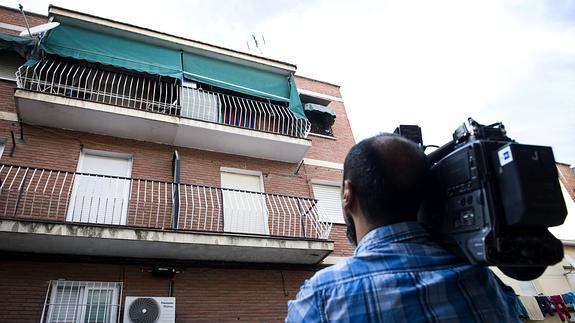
[84,289,112,323]
[50,286,81,323]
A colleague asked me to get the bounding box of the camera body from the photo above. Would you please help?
[401,119,567,280]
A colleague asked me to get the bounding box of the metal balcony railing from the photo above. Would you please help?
[16,60,311,138]
[0,164,332,240]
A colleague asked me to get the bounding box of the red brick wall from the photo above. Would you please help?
[0,260,315,323]
[0,109,355,255]
[558,163,575,202]
[295,76,356,164]
[0,81,17,113]
[0,6,47,36]
[0,36,357,261]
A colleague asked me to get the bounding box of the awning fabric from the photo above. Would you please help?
[40,25,182,79]
[289,76,306,119]
[0,32,34,57]
[304,103,336,117]
[183,52,306,119]
[36,24,308,120]
[183,52,289,102]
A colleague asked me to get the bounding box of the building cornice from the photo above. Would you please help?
[48,5,297,73]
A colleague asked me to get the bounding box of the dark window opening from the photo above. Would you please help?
[305,110,335,137]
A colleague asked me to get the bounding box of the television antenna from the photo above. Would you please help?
[246,33,266,55]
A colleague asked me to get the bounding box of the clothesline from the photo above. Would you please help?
[513,291,575,322]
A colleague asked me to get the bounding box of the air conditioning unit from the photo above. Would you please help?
[124,296,175,323]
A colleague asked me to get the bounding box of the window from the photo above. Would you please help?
[67,150,132,225]
[312,182,345,224]
[43,281,122,323]
[517,280,540,296]
[0,140,4,159]
[303,103,336,137]
[220,168,268,235]
[306,111,335,136]
[0,51,25,81]
[301,94,336,137]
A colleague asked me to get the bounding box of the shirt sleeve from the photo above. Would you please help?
[285,279,323,323]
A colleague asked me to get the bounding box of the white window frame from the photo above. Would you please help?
[220,167,265,187]
[220,167,268,235]
[517,280,541,296]
[44,280,122,323]
[75,149,134,173]
[67,149,133,225]
[311,179,345,224]
[0,140,5,159]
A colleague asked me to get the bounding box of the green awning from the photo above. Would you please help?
[183,52,290,101]
[289,76,306,119]
[304,103,336,117]
[40,25,182,79]
[0,32,34,57]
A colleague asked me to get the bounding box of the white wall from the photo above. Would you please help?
[550,181,575,242]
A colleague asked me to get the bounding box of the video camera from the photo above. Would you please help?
[395,118,567,281]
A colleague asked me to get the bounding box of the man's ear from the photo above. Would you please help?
[342,179,353,210]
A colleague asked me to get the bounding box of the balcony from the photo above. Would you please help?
[0,164,333,264]
[14,60,311,163]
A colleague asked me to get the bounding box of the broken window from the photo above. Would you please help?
[304,103,336,137]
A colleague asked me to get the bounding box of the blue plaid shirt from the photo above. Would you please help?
[286,222,519,322]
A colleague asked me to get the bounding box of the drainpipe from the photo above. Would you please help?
[172,150,180,229]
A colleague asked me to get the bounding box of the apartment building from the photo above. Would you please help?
[0,5,356,322]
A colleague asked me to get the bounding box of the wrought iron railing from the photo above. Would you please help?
[16,60,310,138]
[0,164,332,240]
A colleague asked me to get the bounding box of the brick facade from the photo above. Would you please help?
[0,260,314,323]
[558,163,575,202]
[0,5,46,35]
[0,6,357,322]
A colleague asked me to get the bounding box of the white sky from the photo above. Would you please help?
[3,0,575,164]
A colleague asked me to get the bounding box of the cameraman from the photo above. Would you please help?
[286,133,519,322]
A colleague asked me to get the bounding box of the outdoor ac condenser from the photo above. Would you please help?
[124,296,175,323]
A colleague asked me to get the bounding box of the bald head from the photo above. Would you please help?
[343,133,429,226]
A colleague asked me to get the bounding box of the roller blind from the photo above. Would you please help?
[40,25,182,79]
[312,183,344,224]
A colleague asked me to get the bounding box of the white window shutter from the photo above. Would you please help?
[312,184,345,224]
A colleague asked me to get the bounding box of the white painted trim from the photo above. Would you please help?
[321,255,348,265]
[15,90,311,148]
[298,88,343,102]
[308,133,337,140]
[0,22,25,32]
[49,7,296,73]
[310,179,341,187]
[0,219,334,264]
[0,76,16,82]
[80,148,133,163]
[0,111,19,122]
[303,158,344,170]
[220,167,264,178]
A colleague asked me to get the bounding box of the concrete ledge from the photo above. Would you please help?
[0,219,333,265]
[15,90,311,163]
[321,256,348,266]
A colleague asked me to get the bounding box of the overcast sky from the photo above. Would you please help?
[3,0,575,164]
